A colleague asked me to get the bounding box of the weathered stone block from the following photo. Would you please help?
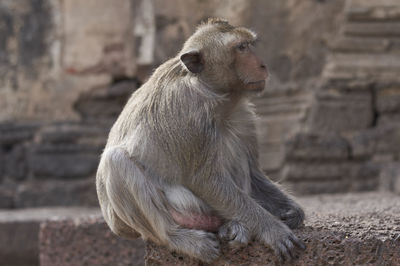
[348,125,400,158]
[30,152,99,179]
[29,143,101,179]
[0,207,99,266]
[319,79,373,92]
[282,161,379,194]
[392,39,400,52]
[285,132,349,161]
[378,113,400,126]
[4,144,28,181]
[0,219,39,265]
[0,0,121,122]
[350,177,380,192]
[282,162,357,182]
[287,180,349,194]
[307,90,372,133]
[396,176,400,194]
[0,149,4,179]
[380,162,400,194]
[74,80,137,120]
[258,142,285,172]
[346,0,400,21]
[253,86,312,117]
[0,122,38,146]
[37,122,109,145]
[323,53,400,80]
[0,0,52,83]
[354,161,381,179]
[330,36,390,53]
[63,0,135,76]
[347,130,376,159]
[377,86,400,113]
[0,185,15,208]
[257,116,302,145]
[39,215,145,266]
[349,162,381,191]
[344,22,400,37]
[255,88,312,172]
[15,179,98,207]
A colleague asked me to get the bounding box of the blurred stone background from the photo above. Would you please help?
[1,0,400,209]
[2,1,400,265]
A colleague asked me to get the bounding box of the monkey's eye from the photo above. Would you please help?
[237,42,249,52]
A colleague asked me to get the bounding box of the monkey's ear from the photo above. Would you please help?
[180,50,204,73]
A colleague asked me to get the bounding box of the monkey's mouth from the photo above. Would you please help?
[248,80,265,85]
[246,80,266,91]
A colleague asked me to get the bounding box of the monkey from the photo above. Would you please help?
[96,18,305,263]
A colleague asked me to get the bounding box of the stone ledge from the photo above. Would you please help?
[39,214,145,266]
[0,207,100,266]
[145,193,400,265]
[2,193,399,266]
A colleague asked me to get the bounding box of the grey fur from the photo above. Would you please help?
[96,19,305,263]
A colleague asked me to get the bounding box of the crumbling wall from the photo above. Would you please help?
[0,0,252,208]
[282,0,400,194]
[0,0,138,207]
[1,0,399,208]
[249,0,345,176]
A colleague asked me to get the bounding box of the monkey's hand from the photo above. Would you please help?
[218,220,250,248]
[279,202,305,229]
[257,219,306,262]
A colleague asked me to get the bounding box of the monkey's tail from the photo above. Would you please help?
[99,146,175,243]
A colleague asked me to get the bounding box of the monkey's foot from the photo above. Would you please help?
[218,220,250,248]
[258,220,306,262]
[169,229,220,263]
[279,205,305,229]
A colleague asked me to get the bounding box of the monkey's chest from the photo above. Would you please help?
[219,129,252,194]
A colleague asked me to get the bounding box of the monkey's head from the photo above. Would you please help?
[180,18,268,93]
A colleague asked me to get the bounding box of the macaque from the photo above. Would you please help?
[96,18,305,263]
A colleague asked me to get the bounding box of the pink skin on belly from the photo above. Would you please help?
[170,209,223,232]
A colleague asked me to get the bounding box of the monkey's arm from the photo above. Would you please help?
[250,167,305,229]
[189,169,270,225]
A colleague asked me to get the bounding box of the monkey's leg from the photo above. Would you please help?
[101,147,220,263]
[97,192,141,239]
[250,168,305,229]
[164,186,223,232]
[188,168,305,261]
[164,186,250,248]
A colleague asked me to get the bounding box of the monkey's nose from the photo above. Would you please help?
[260,64,266,70]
